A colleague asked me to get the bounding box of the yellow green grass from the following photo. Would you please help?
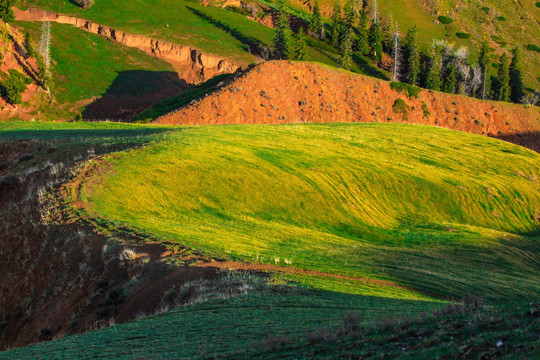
[75,123,540,302]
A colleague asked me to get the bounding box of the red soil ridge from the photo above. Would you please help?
[156,61,540,152]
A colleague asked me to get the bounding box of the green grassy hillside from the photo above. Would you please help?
[1,121,538,359]
[16,22,181,120]
[17,0,349,69]
[0,288,444,359]
[75,123,540,302]
[2,296,537,359]
[20,0,539,89]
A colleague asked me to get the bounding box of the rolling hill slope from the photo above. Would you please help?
[156,61,540,152]
[71,123,540,302]
[0,121,538,358]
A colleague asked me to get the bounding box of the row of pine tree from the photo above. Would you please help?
[272,0,529,104]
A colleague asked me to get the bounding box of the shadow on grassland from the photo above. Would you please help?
[82,70,190,121]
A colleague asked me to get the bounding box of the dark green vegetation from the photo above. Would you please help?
[455,32,472,39]
[390,81,421,98]
[392,98,409,120]
[438,15,454,24]
[0,0,15,23]
[0,69,32,104]
[75,124,540,302]
[258,301,540,359]
[526,44,540,52]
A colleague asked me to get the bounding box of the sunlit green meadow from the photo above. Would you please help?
[76,123,540,302]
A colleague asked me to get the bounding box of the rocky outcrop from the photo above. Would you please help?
[14,7,241,83]
[156,61,540,152]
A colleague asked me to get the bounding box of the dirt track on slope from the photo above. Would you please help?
[157,61,540,152]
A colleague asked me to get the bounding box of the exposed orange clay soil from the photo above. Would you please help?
[0,23,47,120]
[13,7,241,84]
[156,61,540,152]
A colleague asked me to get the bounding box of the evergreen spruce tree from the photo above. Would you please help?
[442,63,457,93]
[426,48,442,91]
[338,28,353,69]
[357,8,369,55]
[403,26,420,85]
[380,15,393,53]
[23,30,36,58]
[369,22,382,62]
[36,52,51,91]
[294,28,308,60]
[343,0,357,31]
[478,42,491,100]
[496,53,511,102]
[0,0,15,23]
[273,0,290,60]
[509,47,524,103]
[330,1,342,47]
[309,0,323,39]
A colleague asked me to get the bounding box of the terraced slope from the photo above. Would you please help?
[156,61,540,152]
[73,123,540,302]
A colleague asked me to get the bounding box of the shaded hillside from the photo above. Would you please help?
[156,61,540,152]
[3,300,537,359]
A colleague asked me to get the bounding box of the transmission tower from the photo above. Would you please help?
[39,14,51,72]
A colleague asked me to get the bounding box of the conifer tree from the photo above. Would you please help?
[495,53,510,102]
[478,42,491,100]
[330,1,342,47]
[273,0,290,60]
[442,63,456,93]
[343,0,357,31]
[23,30,36,58]
[0,0,15,23]
[509,47,524,103]
[380,15,393,53]
[369,22,382,62]
[309,0,323,39]
[403,26,420,85]
[338,28,353,69]
[294,28,308,60]
[36,52,51,91]
[426,48,442,91]
[357,8,369,55]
